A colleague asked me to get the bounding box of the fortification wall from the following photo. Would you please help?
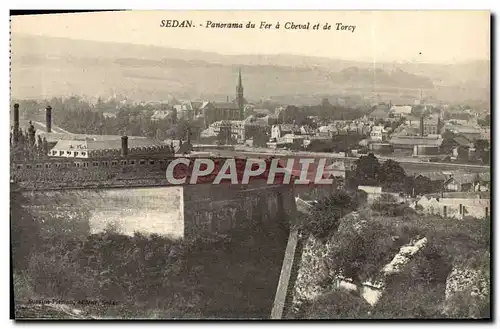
[11,157,171,190]
[15,182,297,240]
[183,182,296,239]
[18,187,184,239]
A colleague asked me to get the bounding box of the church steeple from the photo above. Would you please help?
[236,68,244,120]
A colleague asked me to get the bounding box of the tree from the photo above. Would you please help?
[175,119,192,141]
[474,139,489,152]
[277,105,299,124]
[477,114,490,127]
[472,139,490,164]
[171,108,178,125]
[353,153,381,186]
[413,175,434,196]
[379,160,406,191]
[457,146,470,162]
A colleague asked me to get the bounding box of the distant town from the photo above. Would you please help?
[11,67,491,164]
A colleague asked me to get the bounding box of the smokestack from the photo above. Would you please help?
[121,136,128,157]
[420,116,424,137]
[13,103,19,132]
[45,106,52,133]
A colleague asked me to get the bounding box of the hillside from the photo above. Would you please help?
[11,34,489,105]
[289,194,490,319]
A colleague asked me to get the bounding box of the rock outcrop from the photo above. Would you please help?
[289,210,429,315]
[443,260,490,318]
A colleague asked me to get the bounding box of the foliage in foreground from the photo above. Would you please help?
[299,193,490,319]
[13,222,289,319]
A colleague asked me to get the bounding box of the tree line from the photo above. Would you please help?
[349,153,443,196]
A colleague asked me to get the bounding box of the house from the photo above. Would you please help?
[48,137,168,159]
[303,135,332,148]
[282,133,304,145]
[270,124,300,140]
[207,120,246,142]
[422,115,442,135]
[389,135,443,150]
[476,173,491,191]
[443,177,462,192]
[370,125,387,141]
[443,174,479,192]
[300,125,315,136]
[151,110,171,122]
[318,125,339,136]
[174,101,202,121]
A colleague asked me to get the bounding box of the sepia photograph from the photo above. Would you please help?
[9,10,491,320]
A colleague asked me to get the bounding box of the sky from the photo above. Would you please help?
[11,10,490,64]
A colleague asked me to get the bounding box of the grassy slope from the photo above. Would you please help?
[13,222,289,319]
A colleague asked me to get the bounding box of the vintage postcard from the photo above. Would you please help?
[10,10,491,320]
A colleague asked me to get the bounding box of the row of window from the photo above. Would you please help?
[51,150,87,157]
[15,159,168,170]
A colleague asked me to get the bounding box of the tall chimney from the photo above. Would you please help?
[45,106,52,133]
[121,136,128,157]
[420,116,424,137]
[13,103,19,132]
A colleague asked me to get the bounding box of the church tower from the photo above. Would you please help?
[236,68,244,120]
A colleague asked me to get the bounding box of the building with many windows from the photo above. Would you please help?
[48,137,172,159]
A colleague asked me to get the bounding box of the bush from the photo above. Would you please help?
[305,290,373,319]
[371,201,413,217]
[327,217,402,283]
[301,190,357,239]
[15,219,289,319]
